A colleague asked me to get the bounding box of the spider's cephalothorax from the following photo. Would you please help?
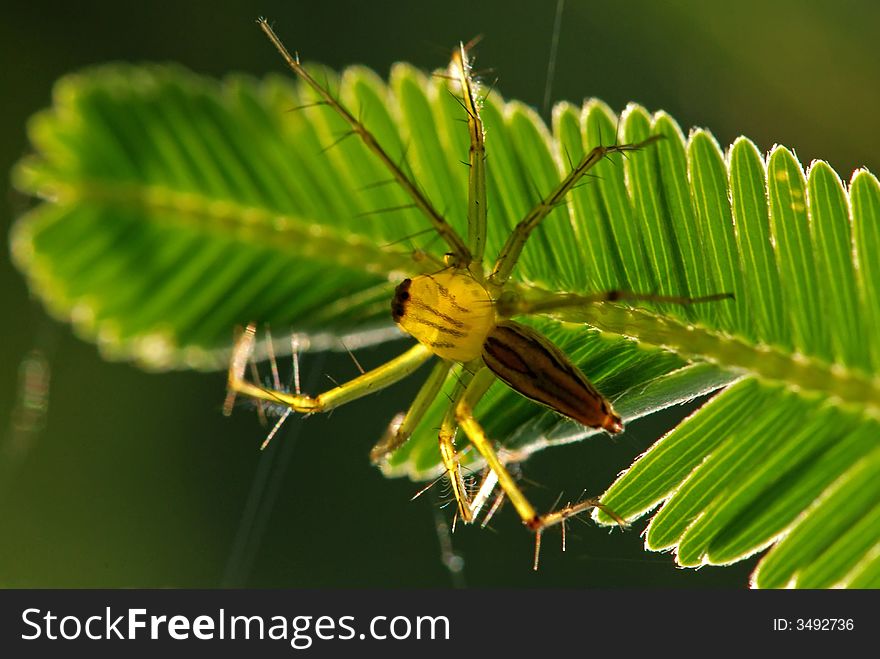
[231,21,731,567]
[392,272,494,362]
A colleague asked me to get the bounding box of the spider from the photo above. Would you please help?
[226,18,730,564]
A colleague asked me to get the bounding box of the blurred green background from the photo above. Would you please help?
[2,0,877,588]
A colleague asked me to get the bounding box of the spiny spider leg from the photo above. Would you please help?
[449,368,626,567]
[480,482,506,529]
[257,18,472,265]
[450,44,487,267]
[489,135,662,286]
[370,359,452,463]
[225,323,433,416]
[438,362,480,524]
[497,288,734,318]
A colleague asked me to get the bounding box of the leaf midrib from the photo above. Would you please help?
[35,174,436,280]
[31,169,880,419]
[536,285,880,418]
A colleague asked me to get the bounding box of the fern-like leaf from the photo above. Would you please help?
[11,63,880,588]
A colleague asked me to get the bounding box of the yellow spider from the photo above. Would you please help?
[225,18,729,566]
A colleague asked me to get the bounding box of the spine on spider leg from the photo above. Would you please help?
[481,321,623,433]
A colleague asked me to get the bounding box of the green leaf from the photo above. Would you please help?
[595,152,880,587]
[11,61,880,587]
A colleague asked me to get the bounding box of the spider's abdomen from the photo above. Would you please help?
[392,271,495,363]
[482,320,624,434]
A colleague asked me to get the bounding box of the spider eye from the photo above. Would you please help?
[391,279,413,322]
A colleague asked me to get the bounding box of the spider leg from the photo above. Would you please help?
[489,136,661,287]
[454,367,626,569]
[496,288,734,318]
[450,44,487,267]
[224,323,433,417]
[413,360,507,526]
[438,362,480,524]
[257,18,471,265]
[454,368,539,525]
[370,358,452,463]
